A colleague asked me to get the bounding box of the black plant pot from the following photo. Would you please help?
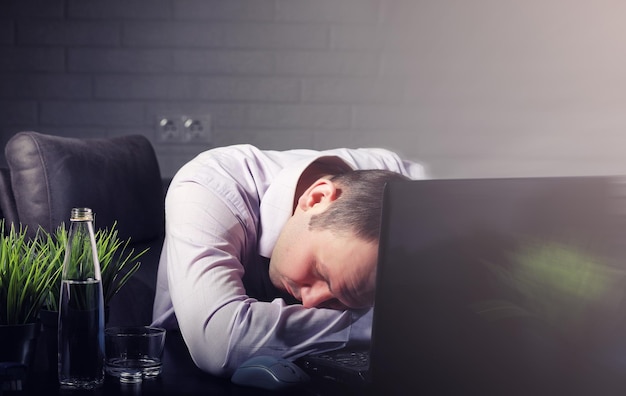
[0,322,40,367]
[39,309,59,378]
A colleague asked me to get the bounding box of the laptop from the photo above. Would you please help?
[298,176,626,395]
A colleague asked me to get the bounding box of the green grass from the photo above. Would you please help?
[0,219,147,324]
[0,221,62,325]
[43,222,147,311]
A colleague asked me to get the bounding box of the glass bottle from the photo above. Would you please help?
[58,207,105,389]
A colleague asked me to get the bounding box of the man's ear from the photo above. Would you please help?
[297,178,338,212]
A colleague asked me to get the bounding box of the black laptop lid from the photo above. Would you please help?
[371,176,626,395]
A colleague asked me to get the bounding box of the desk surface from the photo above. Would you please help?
[18,330,354,396]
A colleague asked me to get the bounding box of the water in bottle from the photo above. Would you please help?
[58,207,105,389]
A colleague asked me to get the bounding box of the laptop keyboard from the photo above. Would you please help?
[312,350,370,370]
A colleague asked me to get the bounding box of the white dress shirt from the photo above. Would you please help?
[152,144,425,376]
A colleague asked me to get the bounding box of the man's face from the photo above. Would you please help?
[269,178,378,310]
[269,226,378,310]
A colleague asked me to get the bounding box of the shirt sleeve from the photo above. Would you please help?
[163,179,370,377]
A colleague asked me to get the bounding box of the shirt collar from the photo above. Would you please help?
[258,155,352,258]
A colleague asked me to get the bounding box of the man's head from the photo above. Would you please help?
[269,169,410,310]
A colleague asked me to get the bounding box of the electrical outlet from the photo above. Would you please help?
[182,115,211,143]
[156,114,211,143]
[156,116,182,142]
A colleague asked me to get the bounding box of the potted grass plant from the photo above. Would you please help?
[41,221,146,312]
[0,221,62,368]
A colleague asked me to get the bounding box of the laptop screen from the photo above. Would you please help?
[371,176,626,395]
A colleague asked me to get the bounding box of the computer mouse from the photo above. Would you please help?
[231,355,310,391]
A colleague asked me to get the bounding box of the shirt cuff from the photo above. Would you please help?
[348,308,374,345]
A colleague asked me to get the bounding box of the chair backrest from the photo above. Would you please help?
[4,131,164,242]
[0,166,18,231]
[4,131,166,326]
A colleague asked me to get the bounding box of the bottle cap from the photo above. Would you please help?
[70,207,94,221]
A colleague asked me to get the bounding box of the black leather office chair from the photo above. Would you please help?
[0,166,18,233]
[2,131,166,326]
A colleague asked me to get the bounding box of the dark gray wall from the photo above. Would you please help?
[2,0,626,178]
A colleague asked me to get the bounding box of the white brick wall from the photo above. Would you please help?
[2,0,626,178]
